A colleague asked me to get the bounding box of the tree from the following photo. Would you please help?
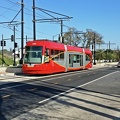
[117,50,120,61]
[64,28,104,48]
[63,27,82,46]
[82,29,104,48]
[96,50,105,62]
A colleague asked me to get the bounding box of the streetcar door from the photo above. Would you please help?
[80,55,83,66]
[69,54,73,67]
[68,53,84,68]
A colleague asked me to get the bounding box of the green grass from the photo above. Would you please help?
[0,54,14,66]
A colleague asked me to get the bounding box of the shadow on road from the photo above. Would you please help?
[0,77,120,120]
[0,93,7,120]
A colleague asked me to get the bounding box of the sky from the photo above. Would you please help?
[0,0,120,50]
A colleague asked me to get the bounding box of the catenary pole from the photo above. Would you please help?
[20,0,24,64]
[60,20,64,43]
[33,0,36,40]
[93,33,96,65]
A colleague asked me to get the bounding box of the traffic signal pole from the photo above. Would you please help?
[2,34,4,67]
[13,26,16,66]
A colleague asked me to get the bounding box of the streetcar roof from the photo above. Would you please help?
[26,40,92,54]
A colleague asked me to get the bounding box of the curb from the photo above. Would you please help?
[0,72,15,76]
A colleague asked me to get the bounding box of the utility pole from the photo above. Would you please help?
[93,33,96,65]
[109,41,110,50]
[33,0,36,40]
[20,0,24,64]
[60,20,64,43]
[100,41,115,62]
[60,20,63,37]
[34,7,72,43]
[108,41,115,62]
[108,41,111,62]
[26,35,28,43]
[102,41,115,49]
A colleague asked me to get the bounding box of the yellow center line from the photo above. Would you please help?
[2,95,11,99]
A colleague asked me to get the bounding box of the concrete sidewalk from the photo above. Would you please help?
[92,62,117,68]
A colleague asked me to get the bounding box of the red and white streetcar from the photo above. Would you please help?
[22,40,92,74]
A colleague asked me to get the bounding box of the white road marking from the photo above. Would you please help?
[2,94,11,99]
[38,71,120,104]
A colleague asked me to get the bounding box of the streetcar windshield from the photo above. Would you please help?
[24,46,43,64]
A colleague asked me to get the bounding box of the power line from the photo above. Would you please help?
[4,0,49,19]
[5,0,20,6]
[1,0,73,44]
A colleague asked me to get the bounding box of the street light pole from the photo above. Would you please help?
[53,34,60,41]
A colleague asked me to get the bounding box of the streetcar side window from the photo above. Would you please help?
[51,49,54,55]
[76,55,80,63]
[51,49,54,60]
[45,48,49,56]
[86,54,90,61]
[72,54,81,63]
[73,54,77,63]
[44,48,50,62]
[60,51,64,59]
[55,50,59,60]
[50,49,64,61]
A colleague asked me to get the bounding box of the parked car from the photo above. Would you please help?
[117,62,120,67]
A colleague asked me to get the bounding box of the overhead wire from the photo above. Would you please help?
[1,0,72,40]
[1,0,53,38]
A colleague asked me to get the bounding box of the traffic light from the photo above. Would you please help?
[92,44,93,50]
[1,41,3,46]
[11,35,14,42]
[4,41,6,46]
[13,49,15,53]
[15,42,18,48]
[58,36,64,43]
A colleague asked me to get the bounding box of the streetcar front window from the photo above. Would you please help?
[24,46,43,64]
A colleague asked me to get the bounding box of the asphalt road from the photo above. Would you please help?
[0,66,120,120]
